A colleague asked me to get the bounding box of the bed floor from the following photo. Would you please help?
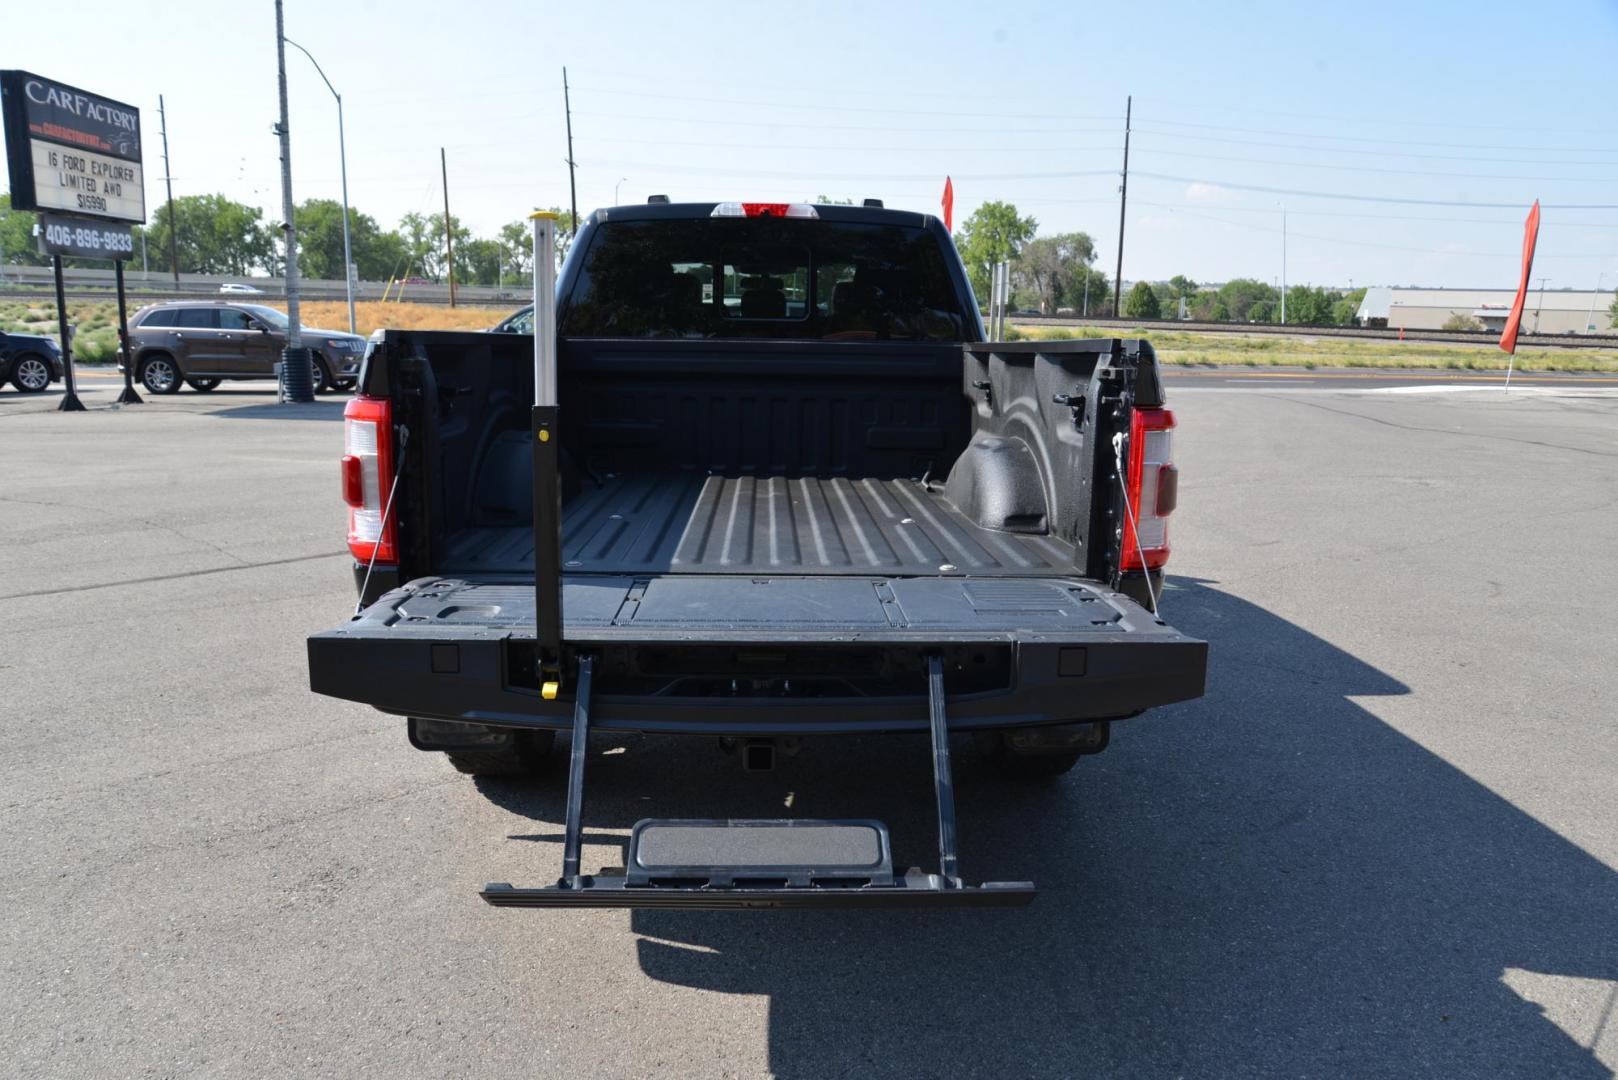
[442,472,1077,577]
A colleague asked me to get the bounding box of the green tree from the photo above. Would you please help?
[498,219,533,282]
[459,238,505,286]
[423,212,473,283]
[1013,232,1097,313]
[1123,280,1161,319]
[144,194,276,275]
[1069,266,1111,315]
[1219,278,1279,321]
[955,201,1037,305]
[1441,312,1483,331]
[397,212,435,280]
[1246,299,1276,322]
[1284,284,1337,326]
[295,199,406,282]
[1167,274,1199,300]
[0,194,48,268]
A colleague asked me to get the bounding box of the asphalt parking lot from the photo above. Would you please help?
[3,374,1615,1077]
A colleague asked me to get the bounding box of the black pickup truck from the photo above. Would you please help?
[308,200,1206,908]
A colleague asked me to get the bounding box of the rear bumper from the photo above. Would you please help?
[309,575,1206,736]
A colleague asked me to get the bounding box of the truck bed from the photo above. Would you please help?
[442,472,1074,577]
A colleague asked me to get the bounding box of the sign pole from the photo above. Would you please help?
[52,254,85,412]
[114,259,142,404]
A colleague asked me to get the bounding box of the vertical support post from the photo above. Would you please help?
[336,94,355,335]
[53,255,85,412]
[114,260,142,405]
[159,94,179,289]
[441,147,456,308]
[530,211,563,674]
[563,67,579,240]
[1113,95,1131,320]
[560,654,595,889]
[926,654,961,886]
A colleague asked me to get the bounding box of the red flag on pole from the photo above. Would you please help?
[1499,200,1541,356]
[941,176,954,233]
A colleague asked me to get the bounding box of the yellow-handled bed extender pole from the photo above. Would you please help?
[529,211,564,701]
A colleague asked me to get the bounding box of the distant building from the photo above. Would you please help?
[1356,287,1614,334]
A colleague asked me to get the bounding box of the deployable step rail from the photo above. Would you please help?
[480,655,1037,910]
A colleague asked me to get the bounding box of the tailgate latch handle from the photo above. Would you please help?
[1052,391,1086,430]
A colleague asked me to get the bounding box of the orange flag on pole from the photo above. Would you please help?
[1499,200,1541,356]
[941,177,954,233]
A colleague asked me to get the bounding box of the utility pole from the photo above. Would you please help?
[159,95,179,288]
[1532,276,1548,333]
[441,147,457,307]
[274,0,313,402]
[563,67,578,236]
[1113,95,1131,319]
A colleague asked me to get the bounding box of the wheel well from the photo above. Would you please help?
[135,348,175,368]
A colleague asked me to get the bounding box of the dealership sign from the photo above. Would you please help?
[2,70,145,224]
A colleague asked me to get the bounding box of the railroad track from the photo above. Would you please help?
[1010,315,1618,349]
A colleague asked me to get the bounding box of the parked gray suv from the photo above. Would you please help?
[125,302,365,394]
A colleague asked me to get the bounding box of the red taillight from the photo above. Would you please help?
[340,454,363,507]
[343,395,397,564]
[710,201,820,219]
[1121,407,1176,571]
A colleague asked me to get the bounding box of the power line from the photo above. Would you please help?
[575,111,1120,135]
[572,86,1121,122]
[1134,117,1618,155]
[1131,146,1618,184]
[1129,127,1618,166]
[587,159,1120,183]
[1131,172,1618,210]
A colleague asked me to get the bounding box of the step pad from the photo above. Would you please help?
[626,819,893,888]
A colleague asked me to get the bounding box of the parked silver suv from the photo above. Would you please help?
[124,302,365,394]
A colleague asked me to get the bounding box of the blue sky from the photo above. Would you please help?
[6,0,1617,290]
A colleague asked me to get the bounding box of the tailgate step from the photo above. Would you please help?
[626,819,893,888]
[479,653,1036,909]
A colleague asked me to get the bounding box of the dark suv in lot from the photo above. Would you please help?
[0,330,65,393]
[125,302,365,394]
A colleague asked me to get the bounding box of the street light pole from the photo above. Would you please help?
[614,177,627,204]
[1280,202,1287,326]
[1584,271,1606,334]
[285,37,355,336]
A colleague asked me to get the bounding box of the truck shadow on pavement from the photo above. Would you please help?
[477,576,1617,1077]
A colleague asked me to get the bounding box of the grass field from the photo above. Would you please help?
[1007,323,1618,373]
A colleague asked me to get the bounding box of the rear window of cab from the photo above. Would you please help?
[561,218,967,342]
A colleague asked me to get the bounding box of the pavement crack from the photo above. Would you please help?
[1265,394,1618,459]
[0,550,347,600]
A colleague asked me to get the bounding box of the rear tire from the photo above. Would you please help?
[187,378,221,392]
[11,354,52,392]
[446,730,556,776]
[139,354,182,394]
[311,356,336,394]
